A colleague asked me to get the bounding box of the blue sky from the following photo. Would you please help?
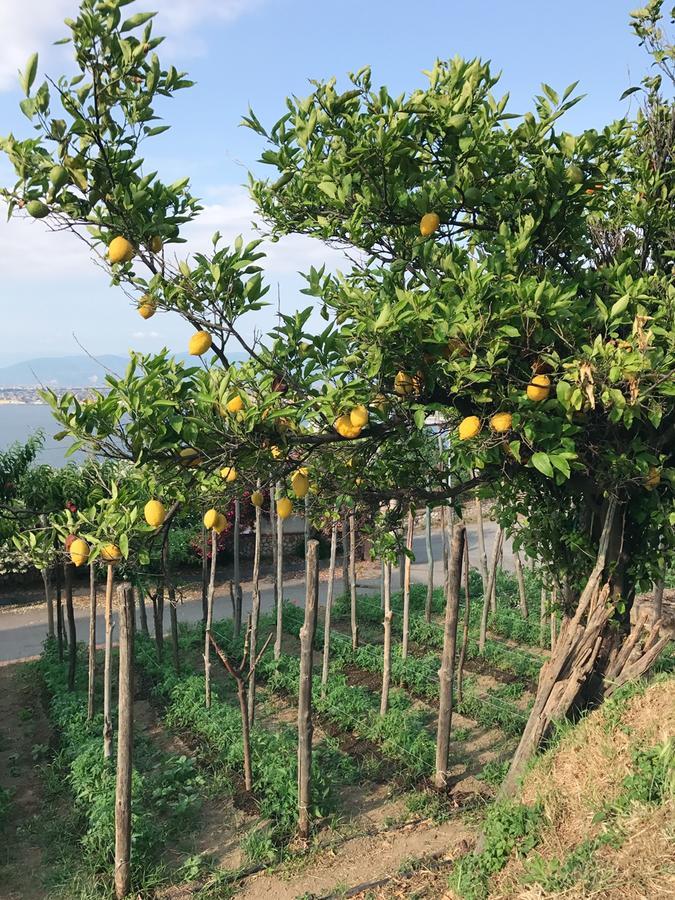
[0,0,653,367]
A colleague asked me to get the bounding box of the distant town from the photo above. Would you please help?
[0,387,101,404]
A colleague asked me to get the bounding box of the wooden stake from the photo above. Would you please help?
[514,551,528,619]
[298,539,319,840]
[162,533,179,673]
[434,522,465,788]
[274,481,284,661]
[56,563,64,662]
[456,535,471,706]
[478,528,504,654]
[489,526,503,614]
[42,567,54,639]
[114,582,135,900]
[87,563,97,720]
[321,521,338,697]
[248,483,263,727]
[424,506,434,623]
[401,509,414,660]
[137,585,149,637]
[103,562,114,759]
[201,524,208,626]
[349,511,358,651]
[233,497,242,639]
[474,494,489,598]
[341,510,349,598]
[64,562,77,691]
[204,530,217,708]
[380,560,393,716]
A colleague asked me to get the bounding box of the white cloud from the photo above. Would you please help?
[131,330,160,338]
[0,0,265,91]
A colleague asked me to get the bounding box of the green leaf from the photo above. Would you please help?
[609,294,630,319]
[120,11,157,32]
[531,452,554,477]
[119,533,129,559]
[20,53,38,96]
[549,455,571,478]
[556,381,572,406]
[414,407,427,429]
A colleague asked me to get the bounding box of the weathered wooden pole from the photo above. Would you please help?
[103,562,115,759]
[64,562,77,691]
[474,494,489,598]
[87,563,97,720]
[233,497,242,639]
[489,526,503,614]
[248,485,263,726]
[321,521,338,697]
[434,522,465,789]
[200,525,208,626]
[274,482,284,661]
[298,539,319,840]
[349,511,358,651]
[55,562,64,661]
[42,568,55,639]
[114,582,135,900]
[424,506,434,622]
[380,560,393,716]
[204,529,217,708]
[341,510,349,598]
[478,528,504,654]
[514,551,528,618]
[401,509,414,660]
[137,585,149,637]
[162,533,180,673]
[456,536,471,705]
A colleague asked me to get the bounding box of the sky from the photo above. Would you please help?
[0,0,655,367]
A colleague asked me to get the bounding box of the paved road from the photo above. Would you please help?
[0,524,509,663]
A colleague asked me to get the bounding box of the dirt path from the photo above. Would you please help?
[235,817,474,899]
[0,662,51,900]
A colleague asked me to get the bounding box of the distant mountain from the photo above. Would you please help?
[0,351,249,388]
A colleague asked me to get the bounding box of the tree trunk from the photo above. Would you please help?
[489,526,502,614]
[201,525,208,626]
[238,676,253,791]
[298,539,319,841]
[424,506,434,623]
[233,497,242,639]
[440,505,449,604]
[304,494,310,558]
[64,563,77,692]
[341,510,349,598]
[380,561,393,716]
[114,582,134,900]
[474,495,489,598]
[401,509,414,660]
[204,530,217,709]
[321,522,338,697]
[162,534,179,673]
[550,584,558,652]
[478,528,504,654]
[103,563,114,759]
[457,535,471,706]
[153,581,164,662]
[87,563,97,720]
[514,551,528,618]
[435,523,465,789]
[137,586,149,637]
[539,585,547,648]
[349,511,358,651]
[652,578,665,620]
[274,482,284,661]
[56,564,64,661]
[248,487,263,727]
[42,568,54,639]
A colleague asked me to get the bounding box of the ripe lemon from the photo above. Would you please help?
[27,199,49,218]
[226,395,244,413]
[251,490,264,508]
[108,236,134,264]
[138,296,156,319]
[271,445,283,459]
[458,416,481,440]
[526,374,551,402]
[335,415,362,439]
[100,543,122,562]
[220,465,237,482]
[144,499,166,528]
[490,412,512,433]
[645,467,661,490]
[350,405,369,428]
[419,212,440,236]
[189,331,212,356]
[214,513,227,534]
[148,236,163,253]
[394,371,423,397]
[291,471,309,499]
[179,447,201,468]
[69,538,90,567]
[203,508,219,530]
[277,497,293,520]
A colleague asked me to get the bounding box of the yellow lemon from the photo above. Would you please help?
[251,490,264,508]
[419,212,441,237]
[490,412,513,433]
[108,236,134,264]
[203,508,219,530]
[277,497,293,520]
[226,395,244,413]
[144,499,166,528]
[138,296,156,319]
[291,471,309,499]
[458,416,481,441]
[148,236,163,253]
[189,331,212,356]
[271,445,283,459]
[100,543,122,562]
[526,374,551,402]
[394,371,423,397]
[335,415,362,439]
[220,465,237,483]
[214,513,227,534]
[179,448,201,468]
[350,405,369,428]
[69,538,90,567]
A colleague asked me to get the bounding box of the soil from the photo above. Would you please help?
[0,662,52,900]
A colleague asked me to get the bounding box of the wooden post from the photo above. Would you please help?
[162,534,180,673]
[424,506,434,622]
[137,586,149,636]
[304,494,310,558]
[653,578,664,620]
[274,482,284,661]
[42,568,55,639]
[380,560,393,716]
[153,580,164,661]
[341,510,349,598]
[349,511,358,651]
[298,539,319,840]
[490,526,503,614]
[434,522,465,789]
[401,510,414,660]
[456,536,471,705]
[56,563,64,661]
[539,584,547,648]
[478,528,504,654]
[248,485,263,727]
[205,530,217,708]
[233,497,242,639]
[474,494,489,598]
[103,562,114,759]
[514,551,528,618]
[550,583,558,651]
[440,505,449,602]
[201,525,208,626]
[114,582,135,900]
[64,562,77,691]
[321,522,338,697]
[87,563,97,720]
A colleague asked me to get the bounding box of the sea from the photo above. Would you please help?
[0,404,85,466]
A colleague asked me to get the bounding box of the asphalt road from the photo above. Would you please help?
[0,524,510,663]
